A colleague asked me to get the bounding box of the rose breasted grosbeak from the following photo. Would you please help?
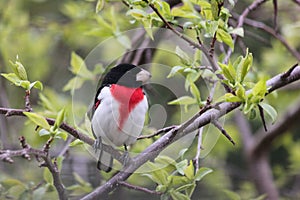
[90,64,151,172]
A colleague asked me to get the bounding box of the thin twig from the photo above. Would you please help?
[137,125,177,140]
[272,0,278,32]
[119,181,162,195]
[281,63,299,79]
[212,120,235,145]
[224,0,268,63]
[291,0,300,6]
[194,127,203,173]
[239,16,300,61]
[42,156,68,200]
[258,104,268,132]
[24,90,32,112]
[145,0,233,93]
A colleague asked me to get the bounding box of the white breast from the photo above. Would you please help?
[91,86,148,147]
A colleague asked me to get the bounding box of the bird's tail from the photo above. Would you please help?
[97,148,113,172]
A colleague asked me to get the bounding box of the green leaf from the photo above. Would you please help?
[70,52,93,79]
[184,160,194,180]
[19,80,30,90]
[56,156,64,171]
[229,27,244,37]
[56,131,68,141]
[195,167,213,181]
[9,59,28,80]
[43,168,53,185]
[175,46,192,66]
[211,0,220,20]
[236,83,245,100]
[170,190,190,200]
[95,0,104,13]
[176,160,188,175]
[223,189,241,200]
[168,96,197,105]
[259,102,277,123]
[29,81,43,90]
[63,77,85,91]
[218,63,235,83]
[69,139,84,147]
[127,8,148,20]
[156,184,167,193]
[250,79,267,101]
[167,66,184,78]
[216,28,234,49]
[1,178,24,188]
[1,73,22,86]
[190,83,201,103]
[53,108,66,131]
[223,93,242,102]
[178,148,188,159]
[23,112,51,130]
[237,48,252,83]
[142,19,154,40]
[38,129,51,137]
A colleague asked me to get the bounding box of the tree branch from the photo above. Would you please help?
[81,66,300,199]
[252,98,300,156]
[0,136,68,200]
[236,16,300,61]
[224,0,268,63]
[119,181,162,195]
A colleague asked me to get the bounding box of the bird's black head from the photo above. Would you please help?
[101,63,151,88]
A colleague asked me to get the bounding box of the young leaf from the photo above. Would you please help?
[69,139,84,147]
[168,96,197,105]
[216,28,234,49]
[126,9,148,20]
[218,63,235,83]
[211,0,220,20]
[250,79,267,101]
[190,83,201,103]
[167,66,184,78]
[1,73,22,86]
[170,190,190,200]
[95,0,104,13]
[195,167,213,181]
[70,52,93,79]
[184,160,194,180]
[29,81,43,90]
[175,160,188,175]
[223,93,241,102]
[9,60,28,80]
[259,102,277,123]
[43,168,53,185]
[56,131,68,141]
[38,129,51,137]
[175,46,192,66]
[23,112,51,130]
[237,48,253,83]
[53,108,66,131]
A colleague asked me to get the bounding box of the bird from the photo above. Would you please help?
[90,63,151,172]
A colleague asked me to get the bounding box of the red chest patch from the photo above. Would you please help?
[110,84,144,130]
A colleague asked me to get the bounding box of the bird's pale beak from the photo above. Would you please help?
[136,69,151,83]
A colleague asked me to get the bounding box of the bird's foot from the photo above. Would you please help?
[120,144,131,166]
[93,137,102,153]
[120,151,131,167]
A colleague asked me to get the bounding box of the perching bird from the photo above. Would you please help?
[90,63,151,172]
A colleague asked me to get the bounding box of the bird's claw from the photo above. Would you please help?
[120,151,131,167]
[93,137,102,153]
